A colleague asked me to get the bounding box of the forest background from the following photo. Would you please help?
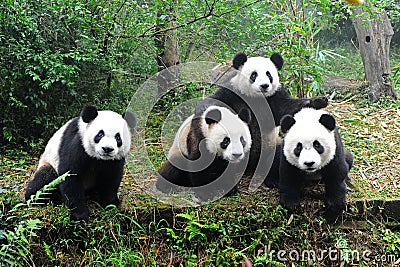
[1,0,400,266]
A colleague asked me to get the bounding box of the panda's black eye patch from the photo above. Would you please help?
[313,140,324,154]
[266,71,273,83]
[294,142,302,157]
[115,133,122,147]
[94,130,104,143]
[240,136,246,147]
[220,137,231,149]
[250,71,258,83]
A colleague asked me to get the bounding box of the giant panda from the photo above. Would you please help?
[276,107,353,222]
[197,52,329,177]
[156,105,252,201]
[25,106,136,221]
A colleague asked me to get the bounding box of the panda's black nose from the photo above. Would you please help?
[102,146,114,153]
[260,84,269,91]
[232,153,243,159]
[304,161,315,167]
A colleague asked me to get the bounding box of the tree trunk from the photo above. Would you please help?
[351,4,396,102]
[155,12,179,71]
[154,8,180,96]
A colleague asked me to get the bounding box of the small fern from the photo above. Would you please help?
[26,172,70,207]
[0,173,69,266]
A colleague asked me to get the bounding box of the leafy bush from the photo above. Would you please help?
[0,1,155,148]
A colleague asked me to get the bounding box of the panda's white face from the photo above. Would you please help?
[80,111,132,161]
[282,108,336,173]
[202,107,252,163]
[231,56,281,97]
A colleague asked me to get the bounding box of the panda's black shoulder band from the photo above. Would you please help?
[81,106,98,123]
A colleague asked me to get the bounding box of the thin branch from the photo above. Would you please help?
[136,0,262,39]
[113,0,128,21]
[90,0,263,53]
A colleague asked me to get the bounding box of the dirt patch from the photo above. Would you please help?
[328,102,400,199]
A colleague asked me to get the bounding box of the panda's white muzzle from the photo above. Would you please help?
[298,148,321,172]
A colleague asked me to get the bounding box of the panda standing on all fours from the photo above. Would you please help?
[156,106,252,201]
[267,107,353,222]
[25,106,136,221]
[197,52,329,176]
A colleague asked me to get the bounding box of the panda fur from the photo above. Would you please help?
[25,106,136,221]
[276,107,353,222]
[156,106,252,200]
[197,52,329,175]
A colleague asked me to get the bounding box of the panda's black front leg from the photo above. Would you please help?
[96,162,124,207]
[324,180,347,223]
[97,180,122,207]
[264,144,281,189]
[279,161,303,213]
[322,166,348,222]
[59,177,89,222]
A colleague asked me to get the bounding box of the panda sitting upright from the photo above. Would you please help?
[25,106,136,221]
[156,106,252,201]
[276,107,353,221]
[198,52,329,176]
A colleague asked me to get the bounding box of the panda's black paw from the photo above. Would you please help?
[308,96,328,109]
[279,197,300,213]
[264,176,279,189]
[324,202,345,223]
[70,210,89,222]
[101,200,121,209]
[324,208,343,224]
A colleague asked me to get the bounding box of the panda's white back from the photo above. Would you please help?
[168,115,193,159]
[38,119,74,172]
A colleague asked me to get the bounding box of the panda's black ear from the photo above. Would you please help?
[319,114,336,131]
[81,106,98,123]
[122,110,137,129]
[270,53,284,71]
[232,52,247,70]
[238,108,251,124]
[280,115,295,134]
[205,109,222,125]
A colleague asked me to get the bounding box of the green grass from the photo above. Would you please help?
[2,187,399,266]
[323,45,365,79]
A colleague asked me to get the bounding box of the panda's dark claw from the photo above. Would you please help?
[264,176,279,189]
[70,210,89,222]
[279,197,300,213]
[324,198,346,223]
[324,205,344,224]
